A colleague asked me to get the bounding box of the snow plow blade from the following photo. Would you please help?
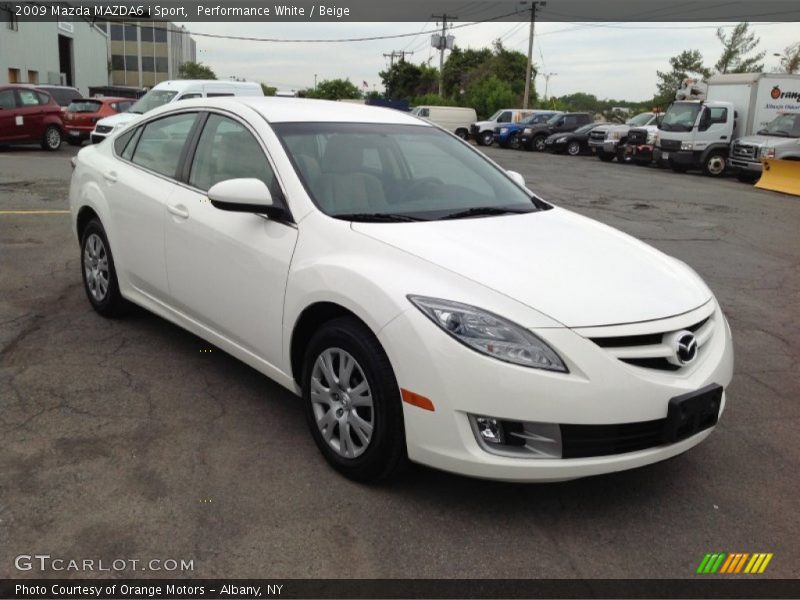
[755,159,800,197]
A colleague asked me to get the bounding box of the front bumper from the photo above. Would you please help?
[728,158,763,173]
[378,302,733,482]
[655,148,699,167]
[544,139,567,152]
[65,127,91,141]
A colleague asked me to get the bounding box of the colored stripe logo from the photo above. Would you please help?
[697,552,773,574]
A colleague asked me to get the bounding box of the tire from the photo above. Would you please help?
[567,141,581,156]
[703,151,727,177]
[598,151,615,162]
[41,125,62,151]
[80,219,127,317]
[479,131,494,146]
[67,137,82,147]
[533,135,547,152]
[302,316,407,482]
[508,133,522,150]
[670,162,688,173]
[736,171,759,184]
[455,129,468,140]
[616,143,633,164]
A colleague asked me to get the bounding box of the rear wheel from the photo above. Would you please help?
[455,128,468,140]
[80,219,126,317]
[508,133,522,150]
[703,151,727,177]
[41,125,62,151]
[670,162,688,173]
[302,317,407,482]
[567,141,581,156]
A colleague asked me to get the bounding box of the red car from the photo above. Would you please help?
[0,84,64,151]
[63,97,134,146]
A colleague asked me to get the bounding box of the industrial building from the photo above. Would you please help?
[0,9,197,94]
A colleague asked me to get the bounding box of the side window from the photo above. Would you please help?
[419,108,430,118]
[564,116,577,127]
[709,107,727,124]
[206,92,234,97]
[0,89,16,109]
[121,128,143,161]
[131,112,197,178]
[178,93,201,100]
[17,90,41,106]
[113,127,135,156]
[188,114,278,197]
[497,111,511,123]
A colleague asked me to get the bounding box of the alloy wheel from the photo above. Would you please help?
[706,155,726,177]
[567,141,581,156]
[83,233,109,301]
[46,127,61,149]
[310,348,374,459]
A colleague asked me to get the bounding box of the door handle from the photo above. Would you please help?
[103,171,117,183]
[720,136,728,140]
[168,204,189,219]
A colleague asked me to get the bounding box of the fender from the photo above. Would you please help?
[700,142,729,162]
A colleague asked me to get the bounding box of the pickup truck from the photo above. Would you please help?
[588,112,660,161]
[729,112,800,182]
[494,111,562,149]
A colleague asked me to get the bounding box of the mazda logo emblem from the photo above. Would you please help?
[675,332,698,365]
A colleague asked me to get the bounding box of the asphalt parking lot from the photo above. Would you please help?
[1,141,798,580]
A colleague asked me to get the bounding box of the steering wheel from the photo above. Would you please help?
[401,177,444,201]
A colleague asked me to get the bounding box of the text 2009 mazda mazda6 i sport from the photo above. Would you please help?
[69,97,733,482]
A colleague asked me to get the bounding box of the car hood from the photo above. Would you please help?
[352,208,711,328]
[97,112,141,129]
[472,121,495,129]
[737,134,799,147]
[546,132,571,141]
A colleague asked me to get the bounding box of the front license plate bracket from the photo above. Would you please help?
[661,384,722,443]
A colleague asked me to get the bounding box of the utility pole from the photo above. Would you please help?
[383,50,414,68]
[431,13,457,97]
[542,72,557,101]
[522,1,546,109]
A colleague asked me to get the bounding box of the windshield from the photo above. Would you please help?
[487,110,504,121]
[757,113,800,138]
[659,103,701,132]
[627,112,653,127]
[129,90,179,114]
[67,100,102,113]
[273,123,546,221]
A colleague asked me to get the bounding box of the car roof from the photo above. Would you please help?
[170,96,430,125]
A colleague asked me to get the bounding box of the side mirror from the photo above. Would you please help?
[208,178,280,216]
[507,170,526,187]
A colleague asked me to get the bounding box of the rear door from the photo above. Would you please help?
[14,88,45,140]
[164,111,297,369]
[0,89,20,142]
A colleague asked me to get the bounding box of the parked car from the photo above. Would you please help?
[519,112,594,151]
[35,85,82,110]
[64,97,134,146]
[411,105,478,139]
[543,122,601,155]
[70,97,733,483]
[729,112,800,182]
[589,112,661,162]
[0,84,64,150]
[469,108,536,146]
[494,111,562,149]
[90,79,264,143]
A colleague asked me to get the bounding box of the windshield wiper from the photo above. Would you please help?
[335,212,426,222]
[439,206,530,220]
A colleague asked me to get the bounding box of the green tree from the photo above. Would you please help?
[177,61,217,80]
[654,49,711,104]
[466,76,516,119]
[379,61,438,99]
[411,93,457,107]
[304,78,362,100]
[714,23,765,74]
[777,42,800,74]
[260,83,277,96]
[441,46,493,98]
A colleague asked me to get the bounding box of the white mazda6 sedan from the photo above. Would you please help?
[69,97,734,482]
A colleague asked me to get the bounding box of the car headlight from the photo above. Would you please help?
[407,296,567,372]
[500,127,508,134]
[647,131,657,144]
[523,128,532,134]
[681,142,694,151]
[760,147,775,159]
[555,136,567,143]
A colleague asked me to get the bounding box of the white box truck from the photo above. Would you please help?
[654,73,800,177]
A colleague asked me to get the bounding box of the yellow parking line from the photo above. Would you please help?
[0,210,70,215]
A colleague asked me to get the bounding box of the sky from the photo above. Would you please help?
[177,21,799,101]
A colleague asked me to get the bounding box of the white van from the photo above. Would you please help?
[411,106,478,139]
[90,79,263,143]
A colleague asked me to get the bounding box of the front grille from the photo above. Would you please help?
[628,128,647,145]
[590,315,713,371]
[469,124,479,135]
[95,125,113,134]
[659,139,681,152]
[561,419,665,458]
[733,143,756,159]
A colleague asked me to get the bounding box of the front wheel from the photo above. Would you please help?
[302,317,407,482]
[567,141,581,156]
[41,125,62,151]
[508,133,522,150]
[703,151,727,177]
[80,219,127,317]
[736,170,759,184]
[533,135,547,152]
[670,162,688,173]
[597,151,615,162]
[479,131,494,146]
[616,144,633,164]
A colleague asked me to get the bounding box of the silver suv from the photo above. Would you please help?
[729,113,800,182]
